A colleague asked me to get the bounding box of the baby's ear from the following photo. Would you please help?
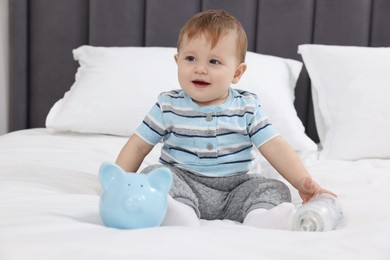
[232,63,247,84]
[174,53,179,64]
[148,167,173,193]
[99,162,125,190]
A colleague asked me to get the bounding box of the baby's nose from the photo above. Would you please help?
[194,63,208,74]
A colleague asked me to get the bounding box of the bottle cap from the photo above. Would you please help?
[293,211,324,232]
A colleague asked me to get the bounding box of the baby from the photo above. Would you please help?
[116,9,334,229]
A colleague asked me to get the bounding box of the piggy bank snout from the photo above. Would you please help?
[124,195,145,212]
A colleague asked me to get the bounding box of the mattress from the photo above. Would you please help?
[1,128,390,259]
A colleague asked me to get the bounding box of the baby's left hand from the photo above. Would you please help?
[298,177,337,204]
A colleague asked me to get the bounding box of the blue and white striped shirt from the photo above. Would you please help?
[135,87,279,177]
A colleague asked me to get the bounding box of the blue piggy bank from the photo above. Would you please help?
[99,162,173,229]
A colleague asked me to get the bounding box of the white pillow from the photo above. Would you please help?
[236,52,317,151]
[46,46,317,151]
[46,46,179,136]
[299,44,390,160]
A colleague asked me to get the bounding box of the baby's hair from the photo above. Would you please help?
[177,9,248,63]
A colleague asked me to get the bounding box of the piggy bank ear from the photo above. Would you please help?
[148,167,173,194]
[99,162,125,190]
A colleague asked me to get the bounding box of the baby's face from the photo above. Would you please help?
[175,33,246,107]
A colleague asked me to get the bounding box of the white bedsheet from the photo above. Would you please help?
[0,129,389,259]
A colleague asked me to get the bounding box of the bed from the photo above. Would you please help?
[2,0,390,259]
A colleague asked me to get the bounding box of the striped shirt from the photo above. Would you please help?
[135,87,279,177]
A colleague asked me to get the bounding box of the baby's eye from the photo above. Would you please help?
[185,56,195,62]
[209,59,220,65]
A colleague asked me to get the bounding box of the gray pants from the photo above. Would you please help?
[141,164,291,223]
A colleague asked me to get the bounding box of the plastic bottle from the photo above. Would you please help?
[292,193,343,232]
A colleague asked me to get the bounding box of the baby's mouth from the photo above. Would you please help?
[192,80,210,88]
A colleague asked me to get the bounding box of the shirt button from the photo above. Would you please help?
[206,143,214,150]
[206,114,213,122]
[206,130,213,136]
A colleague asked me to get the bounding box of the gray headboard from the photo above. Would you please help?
[9,0,390,142]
